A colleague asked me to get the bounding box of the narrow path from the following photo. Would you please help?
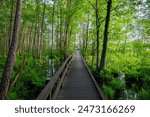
[56,51,102,100]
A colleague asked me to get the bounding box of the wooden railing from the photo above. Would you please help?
[81,55,108,100]
[36,54,73,100]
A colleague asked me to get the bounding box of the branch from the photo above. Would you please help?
[87,0,96,10]
[100,17,106,27]
[9,55,27,89]
[111,0,122,12]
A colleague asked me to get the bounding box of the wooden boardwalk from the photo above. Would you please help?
[56,51,103,100]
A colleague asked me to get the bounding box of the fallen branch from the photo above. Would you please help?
[9,55,27,89]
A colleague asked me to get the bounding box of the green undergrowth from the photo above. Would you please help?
[0,53,47,99]
[0,50,66,99]
[88,49,150,100]
[14,54,47,99]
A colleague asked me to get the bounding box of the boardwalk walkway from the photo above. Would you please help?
[56,51,102,100]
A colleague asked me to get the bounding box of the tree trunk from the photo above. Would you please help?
[99,0,112,72]
[32,0,40,58]
[32,19,37,54]
[40,0,47,60]
[91,40,95,69]
[51,0,55,76]
[8,0,15,48]
[95,0,100,70]
[84,12,90,62]
[59,0,63,64]
[36,0,40,58]
[18,21,25,53]
[59,3,63,53]
[28,23,34,52]
[56,2,60,52]
[67,25,72,52]
[64,0,72,59]
[0,0,22,100]
[82,26,85,56]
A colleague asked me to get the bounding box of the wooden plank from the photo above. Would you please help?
[81,55,108,100]
[56,51,103,100]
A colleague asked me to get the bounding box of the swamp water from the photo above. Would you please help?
[117,72,137,100]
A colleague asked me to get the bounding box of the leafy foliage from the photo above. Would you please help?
[102,85,115,100]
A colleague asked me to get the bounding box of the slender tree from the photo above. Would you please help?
[0,0,22,99]
[99,0,112,72]
[32,0,40,58]
[63,0,72,59]
[51,0,56,75]
[36,0,40,58]
[59,0,63,55]
[84,11,90,61]
[95,0,100,70]
[40,0,47,59]
[87,0,100,70]
[8,0,15,48]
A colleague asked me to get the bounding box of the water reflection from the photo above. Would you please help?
[46,57,61,80]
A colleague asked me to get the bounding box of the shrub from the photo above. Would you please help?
[138,89,150,100]
[110,78,125,90]
[102,85,115,100]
